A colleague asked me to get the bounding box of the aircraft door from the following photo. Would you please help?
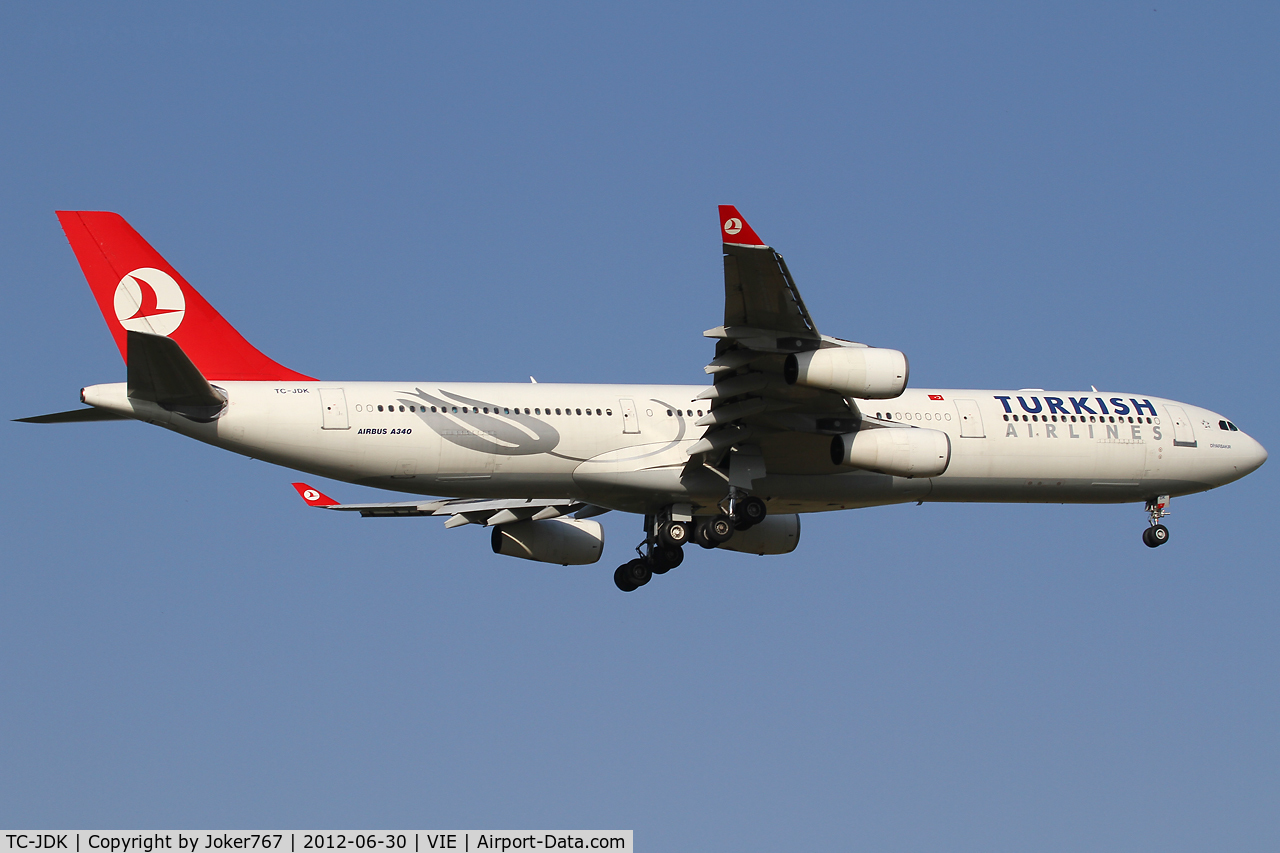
[619,398,641,434]
[954,398,984,438]
[1165,404,1198,448]
[319,388,350,430]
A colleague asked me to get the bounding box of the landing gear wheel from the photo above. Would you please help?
[658,520,691,548]
[737,496,767,526]
[615,558,652,590]
[614,565,639,592]
[707,515,734,544]
[694,515,733,549]
[649,545,684,574]
[1143,524,1169,548]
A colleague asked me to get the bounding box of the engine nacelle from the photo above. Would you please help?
[716,514,801,555]
[830,427,950,478]
[784,346,909,399]
[491,517,605,565]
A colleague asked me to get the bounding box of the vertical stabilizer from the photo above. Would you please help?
[56,211,313,382]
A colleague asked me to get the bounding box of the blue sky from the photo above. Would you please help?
[2,3,1278,850]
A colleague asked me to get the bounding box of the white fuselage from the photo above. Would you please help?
[81,381,1267,517]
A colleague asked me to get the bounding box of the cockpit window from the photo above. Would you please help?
[1220,420,1230,430]
[1228,422,1239,431]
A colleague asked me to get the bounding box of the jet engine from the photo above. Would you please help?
[491,517,605,565]
[716,514,801,555]
[784,346,909,399]
[831,427,950,478]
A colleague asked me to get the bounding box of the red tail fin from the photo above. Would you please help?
[718,204,766,247]
[57,211,313,382]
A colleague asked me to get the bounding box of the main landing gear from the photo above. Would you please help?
[613,497,768,592]
[1142,495,1171,548]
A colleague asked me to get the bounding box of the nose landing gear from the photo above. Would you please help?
[1143,495,1171,548]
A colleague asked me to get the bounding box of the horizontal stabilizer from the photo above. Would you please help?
[127,330,227,422]
[14,408,129,424]
[290,482,607,524]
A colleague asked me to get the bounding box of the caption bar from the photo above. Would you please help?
[2,835,630,853]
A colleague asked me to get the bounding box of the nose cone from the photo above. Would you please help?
[1240,434,1268,477]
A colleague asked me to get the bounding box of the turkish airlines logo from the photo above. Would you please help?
[723,218,742,235]
[113,267,185,337]
[303,489,321,502]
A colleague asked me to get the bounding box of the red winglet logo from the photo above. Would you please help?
[718,205,766,247]
[292,482,338,506]
[929,394,944,401]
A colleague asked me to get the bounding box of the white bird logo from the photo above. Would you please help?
[723,218,742,235]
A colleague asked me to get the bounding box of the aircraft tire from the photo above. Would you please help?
[625,558,652,587]
[707,515,734,544]
[694,522,717,549]
[1150,524,1169,547]
[740,496,767,525]
[658,520,691,548]
[649,546,684,574]
[614,565,639,592]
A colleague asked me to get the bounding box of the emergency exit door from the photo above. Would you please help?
[953,398,985,438]
[1165,404,1197,448]
[619,398,641,434]
[319,388,350,430]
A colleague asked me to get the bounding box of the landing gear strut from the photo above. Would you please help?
[1143,495,1171,548]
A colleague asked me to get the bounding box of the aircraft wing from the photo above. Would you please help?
[291,483,606,527]
[689,207,863,466]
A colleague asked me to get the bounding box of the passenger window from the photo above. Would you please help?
[606,409,612,416]
[576,408,582,415]
[555,408,561,415]
[377,405,383,412]
[431,406,437,412]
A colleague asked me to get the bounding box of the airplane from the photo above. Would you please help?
[19,207,1267,592]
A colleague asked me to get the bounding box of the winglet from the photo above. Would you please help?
[718,205,766,247]
[292,482,339,507]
